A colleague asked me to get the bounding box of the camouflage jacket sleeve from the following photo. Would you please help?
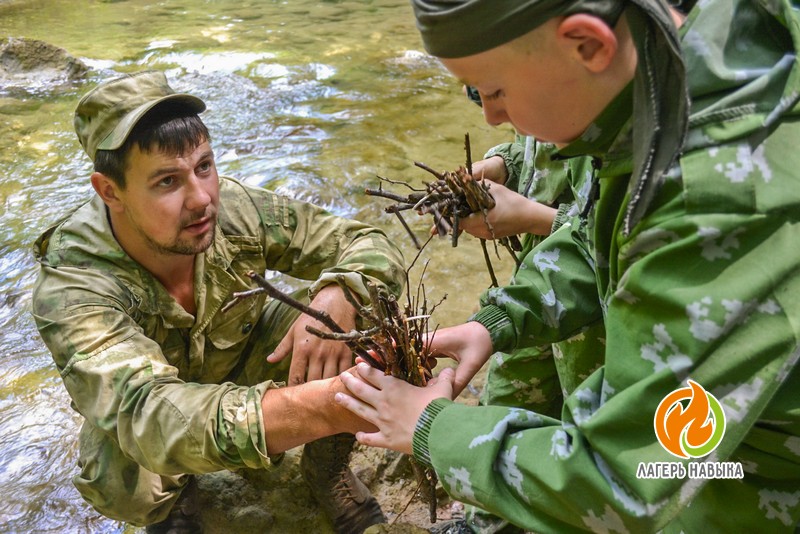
[226,178,405,300]
[483,140,525,190]
[413,129,800,532]
[470,220,603,351]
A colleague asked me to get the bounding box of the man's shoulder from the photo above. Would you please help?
[34,196,111,264]
[217,175,295,236]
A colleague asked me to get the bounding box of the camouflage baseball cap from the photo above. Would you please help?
[74,70,206,161]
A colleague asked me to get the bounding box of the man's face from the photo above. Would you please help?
[116,140,220,257]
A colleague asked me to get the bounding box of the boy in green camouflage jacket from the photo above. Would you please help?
[339,1,800,532]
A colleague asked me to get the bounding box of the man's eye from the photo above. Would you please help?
[159,176,175,187]
[198,161,211,172]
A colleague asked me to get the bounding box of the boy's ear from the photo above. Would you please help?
[91,172,124,212]
[556,14,619,73]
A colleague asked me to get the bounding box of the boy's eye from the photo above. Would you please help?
[483,89,503,101]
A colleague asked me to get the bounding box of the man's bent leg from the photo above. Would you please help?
[302,433,384,533]
[237,289,385,532]
[72,422,196,528]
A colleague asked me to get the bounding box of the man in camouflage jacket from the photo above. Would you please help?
[32,70,404,532]
[339,1,800,532]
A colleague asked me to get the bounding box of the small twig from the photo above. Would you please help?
[376,174,426,192]
[391,475,426,526]
[480,239,499,287]
[241,271,386,370]
[465,132,473,176]
[414,161,445,180]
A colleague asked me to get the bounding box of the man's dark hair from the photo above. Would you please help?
[94,103,210,188]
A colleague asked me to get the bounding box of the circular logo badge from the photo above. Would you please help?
[654,380,726,459]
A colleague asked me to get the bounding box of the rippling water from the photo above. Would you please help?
[0,1,513,531]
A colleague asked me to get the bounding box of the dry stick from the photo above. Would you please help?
[465,132,473,176]
[390,208,423,250]
[241,270,386,370]
[480,239,499,287]
[364,187,415,204]
[306,325,381,342]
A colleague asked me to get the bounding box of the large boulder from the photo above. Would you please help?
[0,37,88,90]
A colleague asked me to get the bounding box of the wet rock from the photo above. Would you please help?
[0,37,88,90]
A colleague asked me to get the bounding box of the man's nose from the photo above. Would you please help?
[185,174,212,211]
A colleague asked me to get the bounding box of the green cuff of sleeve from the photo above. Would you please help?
[220,381,282,470]
[309,272,370,303]
[484,144,518,189]
[469,305,515,352]
[412,397,454,468]
[552,202,576,233]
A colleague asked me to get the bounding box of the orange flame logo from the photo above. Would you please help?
[654,380,726,459]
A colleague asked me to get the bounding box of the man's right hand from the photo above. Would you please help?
[260,372,376,455]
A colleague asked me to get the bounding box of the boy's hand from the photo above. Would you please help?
[336,363,456,455]
[459,182,557,239]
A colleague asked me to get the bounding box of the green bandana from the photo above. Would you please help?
[411,0,689,234]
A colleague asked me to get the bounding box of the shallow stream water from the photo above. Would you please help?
[0,1,514,531]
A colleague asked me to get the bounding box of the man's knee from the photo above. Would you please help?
[73,423,186,526]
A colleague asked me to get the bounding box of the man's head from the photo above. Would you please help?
[75,71,206,164]
[77,71,220,260]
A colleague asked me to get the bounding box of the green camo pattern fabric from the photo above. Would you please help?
[32,176,405,475]
[413,1,800,531]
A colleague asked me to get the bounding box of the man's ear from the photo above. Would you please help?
[91,172,124,213]
[556,14,618,74]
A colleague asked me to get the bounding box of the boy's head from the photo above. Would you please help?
[411,0,689,231]
[436,14,638,145]
[74,71,208,187]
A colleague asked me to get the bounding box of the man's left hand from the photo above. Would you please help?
[267,284,357,385]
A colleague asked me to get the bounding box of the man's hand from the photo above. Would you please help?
[459,182,557,239]
[267,284,358,384]
[425,322,494,396]
[336,363,457,455]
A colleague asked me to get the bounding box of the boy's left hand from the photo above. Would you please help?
[335,363,456,455]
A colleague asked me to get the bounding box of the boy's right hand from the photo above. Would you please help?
[424,322,494,396]
[459,182,557,239]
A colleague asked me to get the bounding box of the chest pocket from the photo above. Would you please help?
[206,294,263,351]
[206,235,267,352]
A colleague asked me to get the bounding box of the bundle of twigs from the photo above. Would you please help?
[222,255,445,522]
[365,133,521,287]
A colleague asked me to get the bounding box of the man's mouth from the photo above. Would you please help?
[183,213,214,234]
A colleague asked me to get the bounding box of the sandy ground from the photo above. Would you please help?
[193,372,485,533]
